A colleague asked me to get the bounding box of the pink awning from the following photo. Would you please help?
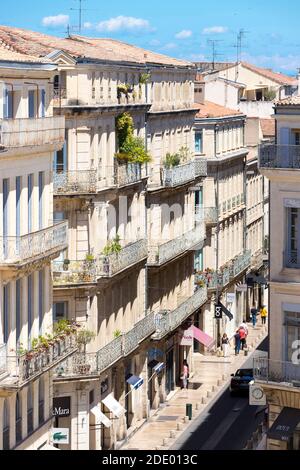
[192,325,215,349]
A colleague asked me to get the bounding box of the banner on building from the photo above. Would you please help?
[215,301,233,321]
[180,327,194,346]
[51,428,69,445]
[52,396,71,417]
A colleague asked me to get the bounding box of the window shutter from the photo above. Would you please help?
[280,127,290,145]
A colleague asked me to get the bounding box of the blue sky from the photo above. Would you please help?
[2,0,300,74]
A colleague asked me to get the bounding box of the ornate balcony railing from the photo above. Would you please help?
[0,344,7,373]
[115,163,142,186]
[97,239,148,277]
[203,207,218,225]
[52,259,97,286]
[254,358,300,386]
[152,286,208,339]
[0,221,67,266]
[54,314,156,380]
[53,170,97,195]
[162,159,207,187]
[230,250,251,278]
[259,144,300,170]
[123,312,156,356]
[148,222,205,266]
[0,116,65,149]
[2,334,78,388]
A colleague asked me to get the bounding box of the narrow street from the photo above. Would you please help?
[173,337,268,450]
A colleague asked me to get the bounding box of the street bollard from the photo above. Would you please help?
[186,403,192,420]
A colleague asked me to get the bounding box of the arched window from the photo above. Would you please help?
[3,399,9,450]
[27,384,33,434]
[38,378,45,425]
[15,393,22,444]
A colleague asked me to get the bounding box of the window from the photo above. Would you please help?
[16,176,21,240]
[2,285,9,344]
[28,275,33,344]
[53,301,68,322]
[195,131,203,153]
[286,207,300,267]
[39,378,45,425]
[293,131,300,146]
[3,89,13,118]
[38,270,44,334]
[27,383,33,434]
[89,389,94,405]
[28,90,35,118]
[40,89,46,118]
[16,393,22,444]
[284,311,300,361]
[28,174,33,233]
[16,279,21,348]
[38,172,44,230]
[3,399,9,450]
[54,138,67,173]
[3,178,9,258]
[194,249,203,272]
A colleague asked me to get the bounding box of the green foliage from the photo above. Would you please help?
[113,329,122,338]
[117,83,134,97]
[139,73,151,85]
[178,146,191,162]
[164,152,181,169]
[115,112,151,164]
[76,329,95,351]
[85,253,95,262]
[263,87,277,101]
[17,343,28,356]
[116,112,134,149]
[102,235,122,255]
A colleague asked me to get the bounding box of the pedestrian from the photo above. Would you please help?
[221,333,230,357]
[239,321,249,336]
[239,326,247,350]
[181,359,189,390]
[260,305,268,325]
[251,305,258,328]
[233,329,241,355]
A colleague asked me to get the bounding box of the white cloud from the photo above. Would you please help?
[241,52,298,74]
[161,42,177,50]
[202,26,228,34]
[83,22,93,29]
[149,39,161,46]
[188,53,206,61]
[175,30,192,39]
[42,14,69,28]
[95,16,154,33]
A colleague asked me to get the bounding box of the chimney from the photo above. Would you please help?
[194,74,205,104]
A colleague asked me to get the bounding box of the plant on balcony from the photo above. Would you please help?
[113,329,122,338]
[102,235,122,256]
[195,279,205,288]
[75,328,96,374]
[16,343,28,356]
[85,253,95,263]
[115,112,151,164]
[117,83,134,100]
[163,152,181,169]
[63,258,70,271]
[138,72,151,99]
[178,146,191,163]
[263,87,276,101]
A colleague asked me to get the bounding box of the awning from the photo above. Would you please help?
[40,443,60,451]
[192,325,215,349]
[126,375,144,390]
[102,393,126,418]
[90,405,112,428]
[268,407,300,441]
[153,362,164,374]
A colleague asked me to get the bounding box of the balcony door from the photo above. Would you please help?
[76,130,91,170]
[28,90,35,118]
[3,89,13,119]
[286,207,300,267]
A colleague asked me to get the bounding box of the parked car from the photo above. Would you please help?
[229,368,254,395]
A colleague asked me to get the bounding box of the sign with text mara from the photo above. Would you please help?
[51,428,69,445]
[52,396,71,417]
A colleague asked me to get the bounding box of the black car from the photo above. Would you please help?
[229,368,254,395]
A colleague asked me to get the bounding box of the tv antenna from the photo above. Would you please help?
[207,39,223,70]
[70,0,87,34]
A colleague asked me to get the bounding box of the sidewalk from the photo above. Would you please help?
[121,322,268,450]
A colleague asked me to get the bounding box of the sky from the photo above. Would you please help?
[2,0,300,75]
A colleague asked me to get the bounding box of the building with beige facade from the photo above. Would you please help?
[0,48,68,450]
[0,26,208,450]
[255,95,300,450]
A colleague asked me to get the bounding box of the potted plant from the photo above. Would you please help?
[75,329,96,374]
[85,253,95,263]
[164,152,181,169]
[63,258,70,271]
[113,329,122,338]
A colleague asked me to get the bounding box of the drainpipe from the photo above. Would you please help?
[214,123,220,346]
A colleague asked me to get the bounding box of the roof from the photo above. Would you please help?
[260,118,275,137]
[241,61,297,86]
[195,100,244,119]
[0,43,52,64]
[276,95,300,106]
[195,62,235,73]
[0,26,192,68]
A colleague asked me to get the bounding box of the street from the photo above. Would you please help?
[173,336,269,450]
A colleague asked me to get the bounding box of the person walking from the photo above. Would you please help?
[233,329,241,356]
[181,359,189,390]
[260,305,268,325]
[221,333,230,357]
[239,326,247,350]
[251,305,258,328]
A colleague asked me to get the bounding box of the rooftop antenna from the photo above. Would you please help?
[207,39,223,71]
[231,28,250,81]
[70,0,87,34]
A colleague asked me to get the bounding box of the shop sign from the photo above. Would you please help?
[51,428,69,445]
[180,328,194,346]
[52,396,71,417]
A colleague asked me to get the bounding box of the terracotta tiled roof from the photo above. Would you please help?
[0,43,52,63]
[276,95,300,106]
[260,118,275,137]
[195,101,244,119]
[241,61,297,86]
[0,26,192,67]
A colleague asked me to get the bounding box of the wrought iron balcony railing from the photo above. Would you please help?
[283,249,300,269]
[230,250,251,278]
[1,334,78,389]
[0,344,6,374]
[116,163,143,187]
[0,116,65,149]
[0,221,67,266]
[52,259,97,286]
[254,357,300,386]
[203,207,218,225]
[53,170,97,195]
[162,159,207,187]
[97,239,148,277]
[259,144,300,170]
[54,313,155,380]
[152,286,208,340]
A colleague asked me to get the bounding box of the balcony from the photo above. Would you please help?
[254,358,300,387]
[53,170,97,195]
[259,144,300,170]
[52,259,97,287]
[202,207,218,225]
[115,163,143,187]
[0,222,68,269]
[148,222,205,266]
[98,239,148,277]
[152,286,208,340]
[0,334,78,390]
[231,250,251,278]
[0,116,65,150]
[162,159,207,188]
[54,313,155,380]
[0,344,6,374]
